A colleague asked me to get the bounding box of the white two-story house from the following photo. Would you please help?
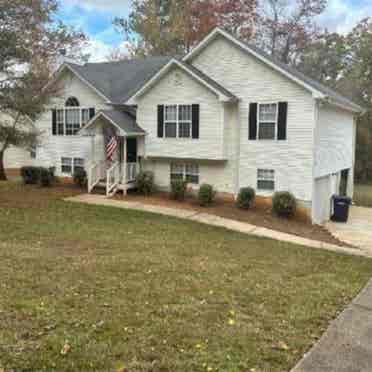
[4,28,364,224]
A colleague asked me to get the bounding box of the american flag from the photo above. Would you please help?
[103,125,118,161]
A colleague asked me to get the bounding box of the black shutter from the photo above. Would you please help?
[192,104,199,139]
[249,103,258,140]
[89,108,95,119]
[52,109,57,135]
[278,102,288,140]
[157,105,164,138]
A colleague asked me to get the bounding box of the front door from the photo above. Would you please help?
[126,138,137,163]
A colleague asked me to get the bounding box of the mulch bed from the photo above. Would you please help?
[114,190,348,247]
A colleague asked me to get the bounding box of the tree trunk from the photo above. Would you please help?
[0,150,7,181]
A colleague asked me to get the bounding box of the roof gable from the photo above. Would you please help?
[125,58,237,104]
[183,28,363,114]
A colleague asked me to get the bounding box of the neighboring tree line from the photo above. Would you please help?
[114,0,372,182]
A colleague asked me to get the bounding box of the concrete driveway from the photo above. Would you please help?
[326,206,372,255]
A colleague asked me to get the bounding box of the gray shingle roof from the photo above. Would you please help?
[66,56,171,103]
[99,110,145,135]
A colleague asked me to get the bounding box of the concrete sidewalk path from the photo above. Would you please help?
[65,194,371,258]
[292,279,372,372]
[326,206,372,256]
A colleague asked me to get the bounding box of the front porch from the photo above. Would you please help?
[82,109,145,196]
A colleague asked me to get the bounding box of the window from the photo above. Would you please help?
[65,108,80,135]
[56,109,64,135]
[170,163,184,181]
[257,169,275,191]
[170,163,199,184]
[61,157,85,175]
[53,103,94,136]
[164,104,192,138]
[81,109,90,126]
[258,103,277,140]
[61,157,72,174]
[73,158,85,173]
[178,105,191,138]
[65,97,80,107]
[30,145,37,159]
[185,163,199,184]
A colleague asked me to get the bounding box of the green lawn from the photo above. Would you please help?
[354,183,372,207]
[0,182,371,372]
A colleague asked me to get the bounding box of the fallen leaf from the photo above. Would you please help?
[60,342,71,356]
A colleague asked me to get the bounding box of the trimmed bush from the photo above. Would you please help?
[272,191,297,218]
[20,166,40,184]
[73,169,87,188]
[136,171,155,196]
[170,179,187,201]
[236,187,256,209]
[198,184,216,207]
[39,167,55,187]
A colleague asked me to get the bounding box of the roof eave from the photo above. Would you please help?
[317,97,365,114]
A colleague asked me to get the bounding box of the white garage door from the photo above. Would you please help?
[313,174,340,224]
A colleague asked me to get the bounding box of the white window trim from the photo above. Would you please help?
[257,102,278,141]
[61,157,85,175]
[257,169,275,191]
[170,163,199,184]
[54,107,92,136]
[164,104,192,139]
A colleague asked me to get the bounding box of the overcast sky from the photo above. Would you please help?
[58,0,372,62]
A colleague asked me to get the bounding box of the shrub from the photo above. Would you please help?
[272,191,297,218]
[20,166,40,184]
[136,171,155,196]
[170,179,187,201]
[39,167,55,187]
[236,187,256,209]
[73,169,87,188]
[198,184,216,207]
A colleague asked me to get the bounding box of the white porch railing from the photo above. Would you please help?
[106,162,120,197]
[88,161,105,193]
[126,162,137,182]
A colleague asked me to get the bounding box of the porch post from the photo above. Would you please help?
[122,137,127,195]
[90,135,95,165]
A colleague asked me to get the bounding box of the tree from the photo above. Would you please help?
[0,0,85,180]
[113,0,257,57]
[296,32,347,87]
[256,0,327,64]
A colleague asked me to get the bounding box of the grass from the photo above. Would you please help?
[0,182,371,372]
[354,183,372,207]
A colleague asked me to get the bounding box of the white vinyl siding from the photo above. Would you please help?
[191,35,315,201]
[136,67,224,160]
[314,103,354,178]
[34,69,110,177]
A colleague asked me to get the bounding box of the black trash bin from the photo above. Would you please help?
[331,195,352,222]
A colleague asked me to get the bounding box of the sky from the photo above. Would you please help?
[57,0,372,63]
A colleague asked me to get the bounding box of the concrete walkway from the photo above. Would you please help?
[65,194,370,258]
[326,206,372,256]
[292,279,372,372]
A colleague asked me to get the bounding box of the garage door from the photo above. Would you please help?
[313,174,340,224]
